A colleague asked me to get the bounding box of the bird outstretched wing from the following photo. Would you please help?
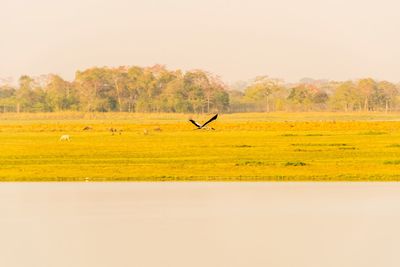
[201,114,218,128]
[189,119,202,128]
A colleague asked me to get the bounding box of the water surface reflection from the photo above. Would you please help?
[0,183,399,267]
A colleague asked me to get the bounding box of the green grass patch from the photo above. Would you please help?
[305,133,329,136]
[284,161,307,166]
[293,149,323,152]
[234,145,254,148]
[359,131,388,135]
[291,143,348,147]
[235,160,267,166]
[383,160,400,165]
[387,144,400,148]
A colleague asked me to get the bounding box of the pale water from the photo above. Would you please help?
[1,183,399,267]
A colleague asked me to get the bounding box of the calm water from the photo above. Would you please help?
[1,183,399,267]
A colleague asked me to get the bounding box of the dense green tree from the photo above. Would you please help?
[182,71,206,113]
[0,85,16,112]
[244,76,285,112]
[357,78,377,111]
[75,68,115,111]
[377,81,398,112]
[287,84,328,111]
[329,81,362,111]
[16,75,37,112]
[44,74,77,111]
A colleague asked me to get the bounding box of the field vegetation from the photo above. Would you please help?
[1,112,400,181]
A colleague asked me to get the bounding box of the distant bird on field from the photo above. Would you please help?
[189,114,218,130]
[59,134,70,141]
[109,128,122,135]
[83,126,92,131]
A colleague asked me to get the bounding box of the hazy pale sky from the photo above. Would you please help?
[1,0,400,83]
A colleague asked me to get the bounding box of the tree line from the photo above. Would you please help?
[230,76,400,113]
[1,65,399,113]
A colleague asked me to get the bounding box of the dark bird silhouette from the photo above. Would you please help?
[189,114,218,130]
[83,126,93,131]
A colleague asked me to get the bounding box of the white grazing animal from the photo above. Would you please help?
[60,135,70,141]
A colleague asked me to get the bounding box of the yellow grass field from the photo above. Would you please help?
[1,112,400,181]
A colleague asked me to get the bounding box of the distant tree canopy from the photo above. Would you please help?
[0,65,399,113]
[0,65,229,113]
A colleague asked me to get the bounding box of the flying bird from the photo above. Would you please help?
[189,114,218,130]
